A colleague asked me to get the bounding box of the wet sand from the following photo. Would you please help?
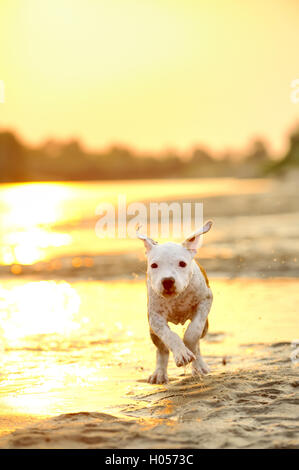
[0,278,298,449]
[0,177,298,448]
[0,344,298,449]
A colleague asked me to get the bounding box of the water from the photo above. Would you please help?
[0,278,297,427]
[0,177,298,438]
[0,178,273,266]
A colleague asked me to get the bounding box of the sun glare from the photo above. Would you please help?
[0,281,81,345]
[2,183,71,228]
[0,183,73,265]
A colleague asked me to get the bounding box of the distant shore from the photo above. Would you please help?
[1,175,299,280]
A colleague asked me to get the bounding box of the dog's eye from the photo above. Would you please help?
[179,261,187,268]
[151,263,158,269]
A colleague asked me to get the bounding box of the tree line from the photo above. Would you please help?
[0,127,298,182]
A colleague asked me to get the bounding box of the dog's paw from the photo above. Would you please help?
[173,346,196,368]
[148,370,168,384]
[192,357,210,376]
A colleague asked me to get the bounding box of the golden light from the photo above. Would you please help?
[0,183,73,265]
[0,281,81,345]
[0,178,273,265]
[0,0,298,152]
[2,229,71,265]
[1,183,71,228]
[0,279,297,421]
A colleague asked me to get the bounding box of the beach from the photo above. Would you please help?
[0,177,298,449]
[1,0,299,450]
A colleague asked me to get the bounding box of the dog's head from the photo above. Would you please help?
[137,221,212,298]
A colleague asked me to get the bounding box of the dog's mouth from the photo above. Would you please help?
[162,288,177,297]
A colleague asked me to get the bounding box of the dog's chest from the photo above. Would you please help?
[165,290,200,325]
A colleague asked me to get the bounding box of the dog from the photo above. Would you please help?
[137,220,213,384]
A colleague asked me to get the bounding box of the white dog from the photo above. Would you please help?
[137,221,213,384]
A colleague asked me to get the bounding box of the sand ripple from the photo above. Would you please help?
[0,344,298,449]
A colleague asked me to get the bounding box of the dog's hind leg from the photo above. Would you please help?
[183,335,210,376]
[191,341,210,376]
[148,330,169,384]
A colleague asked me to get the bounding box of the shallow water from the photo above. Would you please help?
[0,178,273,265]
[0,177,298,280]
[0,177,298,446]
[0,277,298,433]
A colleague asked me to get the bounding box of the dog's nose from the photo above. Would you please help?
[162,277,175,290]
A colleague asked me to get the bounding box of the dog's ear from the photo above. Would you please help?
[182,220,212,256]
[136,226,158,254]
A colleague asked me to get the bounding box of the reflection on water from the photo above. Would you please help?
[0,178,272,266]
[0,178,297,434]
[0,281,80,344]
[0,183,74,265]
[0,278,297,422]
[1,184,71,228]
[2,230,72,266]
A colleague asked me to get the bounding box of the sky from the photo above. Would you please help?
[0,0,298,155]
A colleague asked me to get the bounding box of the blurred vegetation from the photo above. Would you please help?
[263,127,299,176]
[0,127,298,182]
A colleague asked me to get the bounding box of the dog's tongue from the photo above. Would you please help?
[163,289,175,296]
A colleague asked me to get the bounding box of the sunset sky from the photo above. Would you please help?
[0,0,298,155]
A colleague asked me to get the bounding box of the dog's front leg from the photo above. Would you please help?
[183,294,212,376]
[149,312,195,368]
[148,330,169,384]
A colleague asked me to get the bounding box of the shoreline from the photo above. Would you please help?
[0,342,298,448]
[1,253,299,280]
[0,274,298,449]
